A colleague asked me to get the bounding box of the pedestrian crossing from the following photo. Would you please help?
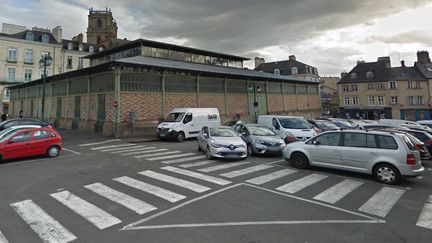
[0,230,8,243]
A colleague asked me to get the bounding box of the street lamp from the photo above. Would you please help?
[39,53,52,121]
[248,83,261,122]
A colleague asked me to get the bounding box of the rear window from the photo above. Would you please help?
[376,135,398,150]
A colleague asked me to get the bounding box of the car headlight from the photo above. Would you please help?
[210,142,222,148]
[286,131,295,137]
[168,128,173,132]
[254,139,266,145]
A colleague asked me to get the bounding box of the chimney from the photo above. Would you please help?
[76,33,83,44]
[417,51,431,64]
[401,60,405,67]
[341,72,348,78]
[254,57,265,68]
[377,56,391,68]
[51,26,62,43]
[289,55,296,61]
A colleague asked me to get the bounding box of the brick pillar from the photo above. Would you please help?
[114,67,121,138]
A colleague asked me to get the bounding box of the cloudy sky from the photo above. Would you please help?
[1,0,431,76]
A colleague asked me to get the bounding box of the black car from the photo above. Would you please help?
[406,130,432,153]
[0,118,51,131]
[308,119,340,132]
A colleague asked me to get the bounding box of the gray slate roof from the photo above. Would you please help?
[116,56,318,83]
[0,30,59,44]
[415,62,432,79]
[255,59,318,76]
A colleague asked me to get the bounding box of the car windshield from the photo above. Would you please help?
[210,127,237,137]
[0,130,18,143]
[315,121,338,129]
[332,120,353,128]
[165,112,185,122]
[0,127,16,138]
[248,126,276,136]
[279,118,311,129]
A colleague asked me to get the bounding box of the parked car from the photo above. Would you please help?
[0,118,50,131]
[417,120,432,128]
[308,119,340,133]
[399,123,432,131]
[362,124,400,130]
[0,127,62,161]
[197,126,247,160]
[0,125,42,139]
[324,118,356,130]
[405,130,432,153]
[376,129,431,160]
[379,119,419,126]
[258,115,317,143]
[348,119,370,129]
[233,123,285,156]
[283,130,424,184]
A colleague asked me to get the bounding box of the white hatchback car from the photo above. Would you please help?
[197,126,247,160]
[283,130,424,184]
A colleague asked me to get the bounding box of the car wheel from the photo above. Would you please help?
[290,153,310,169]
[247,144,254,156]
[197,143,203,152]
[206,146,213,160]
[373,163,401,185]
[176,132,185,142]
[47,146,60,158]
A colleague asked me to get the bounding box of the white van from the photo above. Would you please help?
[258,115,317,143]
[157,108,220,142]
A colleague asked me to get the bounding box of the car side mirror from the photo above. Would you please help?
[274,124,280,130]
[202,134,208,139]
[241,132,247,136]
[312,140,320,145]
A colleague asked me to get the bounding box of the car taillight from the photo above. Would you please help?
[425,139,432,145]
[406,154,416,165]
[415,144,423,150]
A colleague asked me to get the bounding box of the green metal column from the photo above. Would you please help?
[224,78,228,116]
[196,74,200,107]
[281,82,286,112]
[114,67,121,137]
[161,71,166,117]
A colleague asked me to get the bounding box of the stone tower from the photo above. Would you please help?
[86,7,118,45]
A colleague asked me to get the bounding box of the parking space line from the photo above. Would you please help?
[129,149,169,157]
[147,153,197,161]
[179,161,215,168]
[161,166,231,185]
[11,199,77,243]
[84,183,157,215]
[91,144,136,150]
[50,191,122,229]
[99,145,147,152]
[161,156,208,164]
[416,195,432,229]
[276,174,328,194]
[220,164,273,178]
[79,139,121,147]
[198,162,249,173]
[0,230,8,243]
[113,176,186,203]
[246,169,297,185]
[139,170,211,193]
[313,179,364,204]
[358,187,405,217]
[62,148,82,155]
[118,147,158,155]
[135,151,181,159]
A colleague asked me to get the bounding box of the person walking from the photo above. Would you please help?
[1,113,6,121]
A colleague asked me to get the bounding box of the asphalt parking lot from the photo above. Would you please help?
[0,129,431,243]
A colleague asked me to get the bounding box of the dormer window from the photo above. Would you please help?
[366,71,374,78]
[41,34,49,43]
[67,42,73,50]
[351,72,357,79]
[98,47,104,52]
[97,19,102,28]
[274,69,280,75]
[89,46,94,53]
[291,67,298,75]
[79,45,83,52]
[25,32,34,41]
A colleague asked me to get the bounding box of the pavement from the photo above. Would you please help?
[0,128,431,243]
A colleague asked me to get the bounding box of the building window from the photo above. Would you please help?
[377,96,385,106]
[97,19,102,28]
[67,56,73,69]
[89,46,94,53]
[24,69,32,82]
[367,83,374,90]
[23,49,33,64]
[68,43,73,50]
[408,81,413,89]
[415,81,421,89]
[25,32,34,41]
[8,47,17,62]
[368,96,375,106]
[3,89,10,100]
[78,57,84,69]
[7,68,16,82]
[98,47,104,51]
[342,85,349,92]
[344,97,350,106]
[390,96,398,105]
[408,96,415,105]
[274,69,280,75]
[351,84,358,91]
[366,71,374,78]
[79,45,83,51]
[291,67,298,75]
[408,81,420,89]
[352,97,359,106]
[41,34,49,43]
[351,72,357,79]
[417,96,425,105]
[376,83,385,90]
[389,81,397,89]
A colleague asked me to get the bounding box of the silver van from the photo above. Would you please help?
[283,130,424,184]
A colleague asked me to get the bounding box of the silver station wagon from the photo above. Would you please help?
[283,130,424,184]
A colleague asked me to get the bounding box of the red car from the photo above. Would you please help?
[0,127,62,161]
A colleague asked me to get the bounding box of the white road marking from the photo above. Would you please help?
[313,179,364,204]
[198,161,250,173]
[416,195,432,229]
[358,187,405,217]
[118,147,159,155]
[161,155,208,164]
[111,146,153,153]
[0,230,8,243]
[62,148,82,155]
[246,169,297,185]
[50,191,122,229]
[179,161,215,168]
[128,149,169,156]
[100,145,146,152]
[79,139,121,147]
[161,166,231,185]
[84,183,157,215]
[276,174,328,194]
[10,200,77,243]
[113,176,186,203]
[135,151,181,159]
[147,153,197,161]
[139,170,211,193]
[220,164,273,178]
[91,144,136,150]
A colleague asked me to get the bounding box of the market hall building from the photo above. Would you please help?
[8,39,320,136]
